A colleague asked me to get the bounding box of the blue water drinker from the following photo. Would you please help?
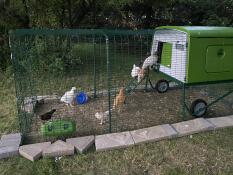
[76,92,88,105]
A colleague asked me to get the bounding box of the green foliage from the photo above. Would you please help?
[22,36,85,75]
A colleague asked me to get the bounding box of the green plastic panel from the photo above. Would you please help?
[187,37,233,83]
[157,26,233,38]
[41,119,76,137]
[161,43,172,68]
[205,45,233,73]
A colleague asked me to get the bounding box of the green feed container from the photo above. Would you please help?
[41,119,76,137]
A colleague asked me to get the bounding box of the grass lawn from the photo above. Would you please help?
[0,71,233,175]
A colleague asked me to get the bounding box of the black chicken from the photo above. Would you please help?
[40,109,56,121]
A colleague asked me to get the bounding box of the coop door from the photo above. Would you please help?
[205,45,233,73]
[160,42,172,68]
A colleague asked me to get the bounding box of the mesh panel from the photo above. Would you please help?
[9,29,233,142]
[10,30,109,141]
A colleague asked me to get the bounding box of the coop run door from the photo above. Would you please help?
[205,45,233,73]
[161,42,172,68]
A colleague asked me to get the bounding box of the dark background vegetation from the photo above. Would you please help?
[1,0,233,71]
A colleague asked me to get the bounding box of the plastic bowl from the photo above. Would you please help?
[76,92,88,105]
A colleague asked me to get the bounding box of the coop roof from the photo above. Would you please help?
[156,26,233,38]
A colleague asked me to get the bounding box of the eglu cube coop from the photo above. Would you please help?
[9,27,233,141]
[152,26,233,117]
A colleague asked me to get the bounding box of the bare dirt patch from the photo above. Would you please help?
[28,87,233,143]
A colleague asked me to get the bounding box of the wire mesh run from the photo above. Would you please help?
[10,30,111,141]
[9,29,233,142]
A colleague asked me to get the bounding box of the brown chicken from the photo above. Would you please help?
[137,68,145,82]
[113,87,125,109]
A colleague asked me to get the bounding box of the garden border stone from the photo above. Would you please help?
[206,116,233,129]
[130,124,178,144]
[171,118,215,137]
[0,146,19,159]
[66,135,95,153]
[42,140,74,158]
[95,131,134,151]
[19,142,51,161]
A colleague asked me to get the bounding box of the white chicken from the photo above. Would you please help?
[142,54,158,70]
[60,87,77,106]
[95,110,110,125]
[131,64,141,78]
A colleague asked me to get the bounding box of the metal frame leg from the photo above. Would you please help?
[144,68,149,91]
[207,89,233,108]
[144,68,155,91]
[181,83,190,119]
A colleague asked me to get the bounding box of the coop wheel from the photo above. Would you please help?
[156,79,169,93]
[190,99,207,117]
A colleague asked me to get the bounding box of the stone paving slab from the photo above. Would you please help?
[0,133,22,148]
[42,140,74,158]
[229,115,233,120]
[66,136,94,153]
[95,131,134,151]
[0,146,19,159]
[130,124,178,144]
[171,118,215,137]
[1,133,21,141]
[206,116,233,129]
[19,142,51,161]
[0,139,21,148]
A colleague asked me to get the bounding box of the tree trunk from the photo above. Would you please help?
[21,0,30,28]
[67,0,73,28]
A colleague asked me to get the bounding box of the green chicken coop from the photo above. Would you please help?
[151,26,233,117]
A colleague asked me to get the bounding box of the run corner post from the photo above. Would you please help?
[104,33,112,133]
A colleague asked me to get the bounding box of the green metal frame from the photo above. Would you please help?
[183,84,233,117]
[154,68,233,117]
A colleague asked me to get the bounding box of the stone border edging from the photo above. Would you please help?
[95,116,233,151]
[0,115,232,161]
